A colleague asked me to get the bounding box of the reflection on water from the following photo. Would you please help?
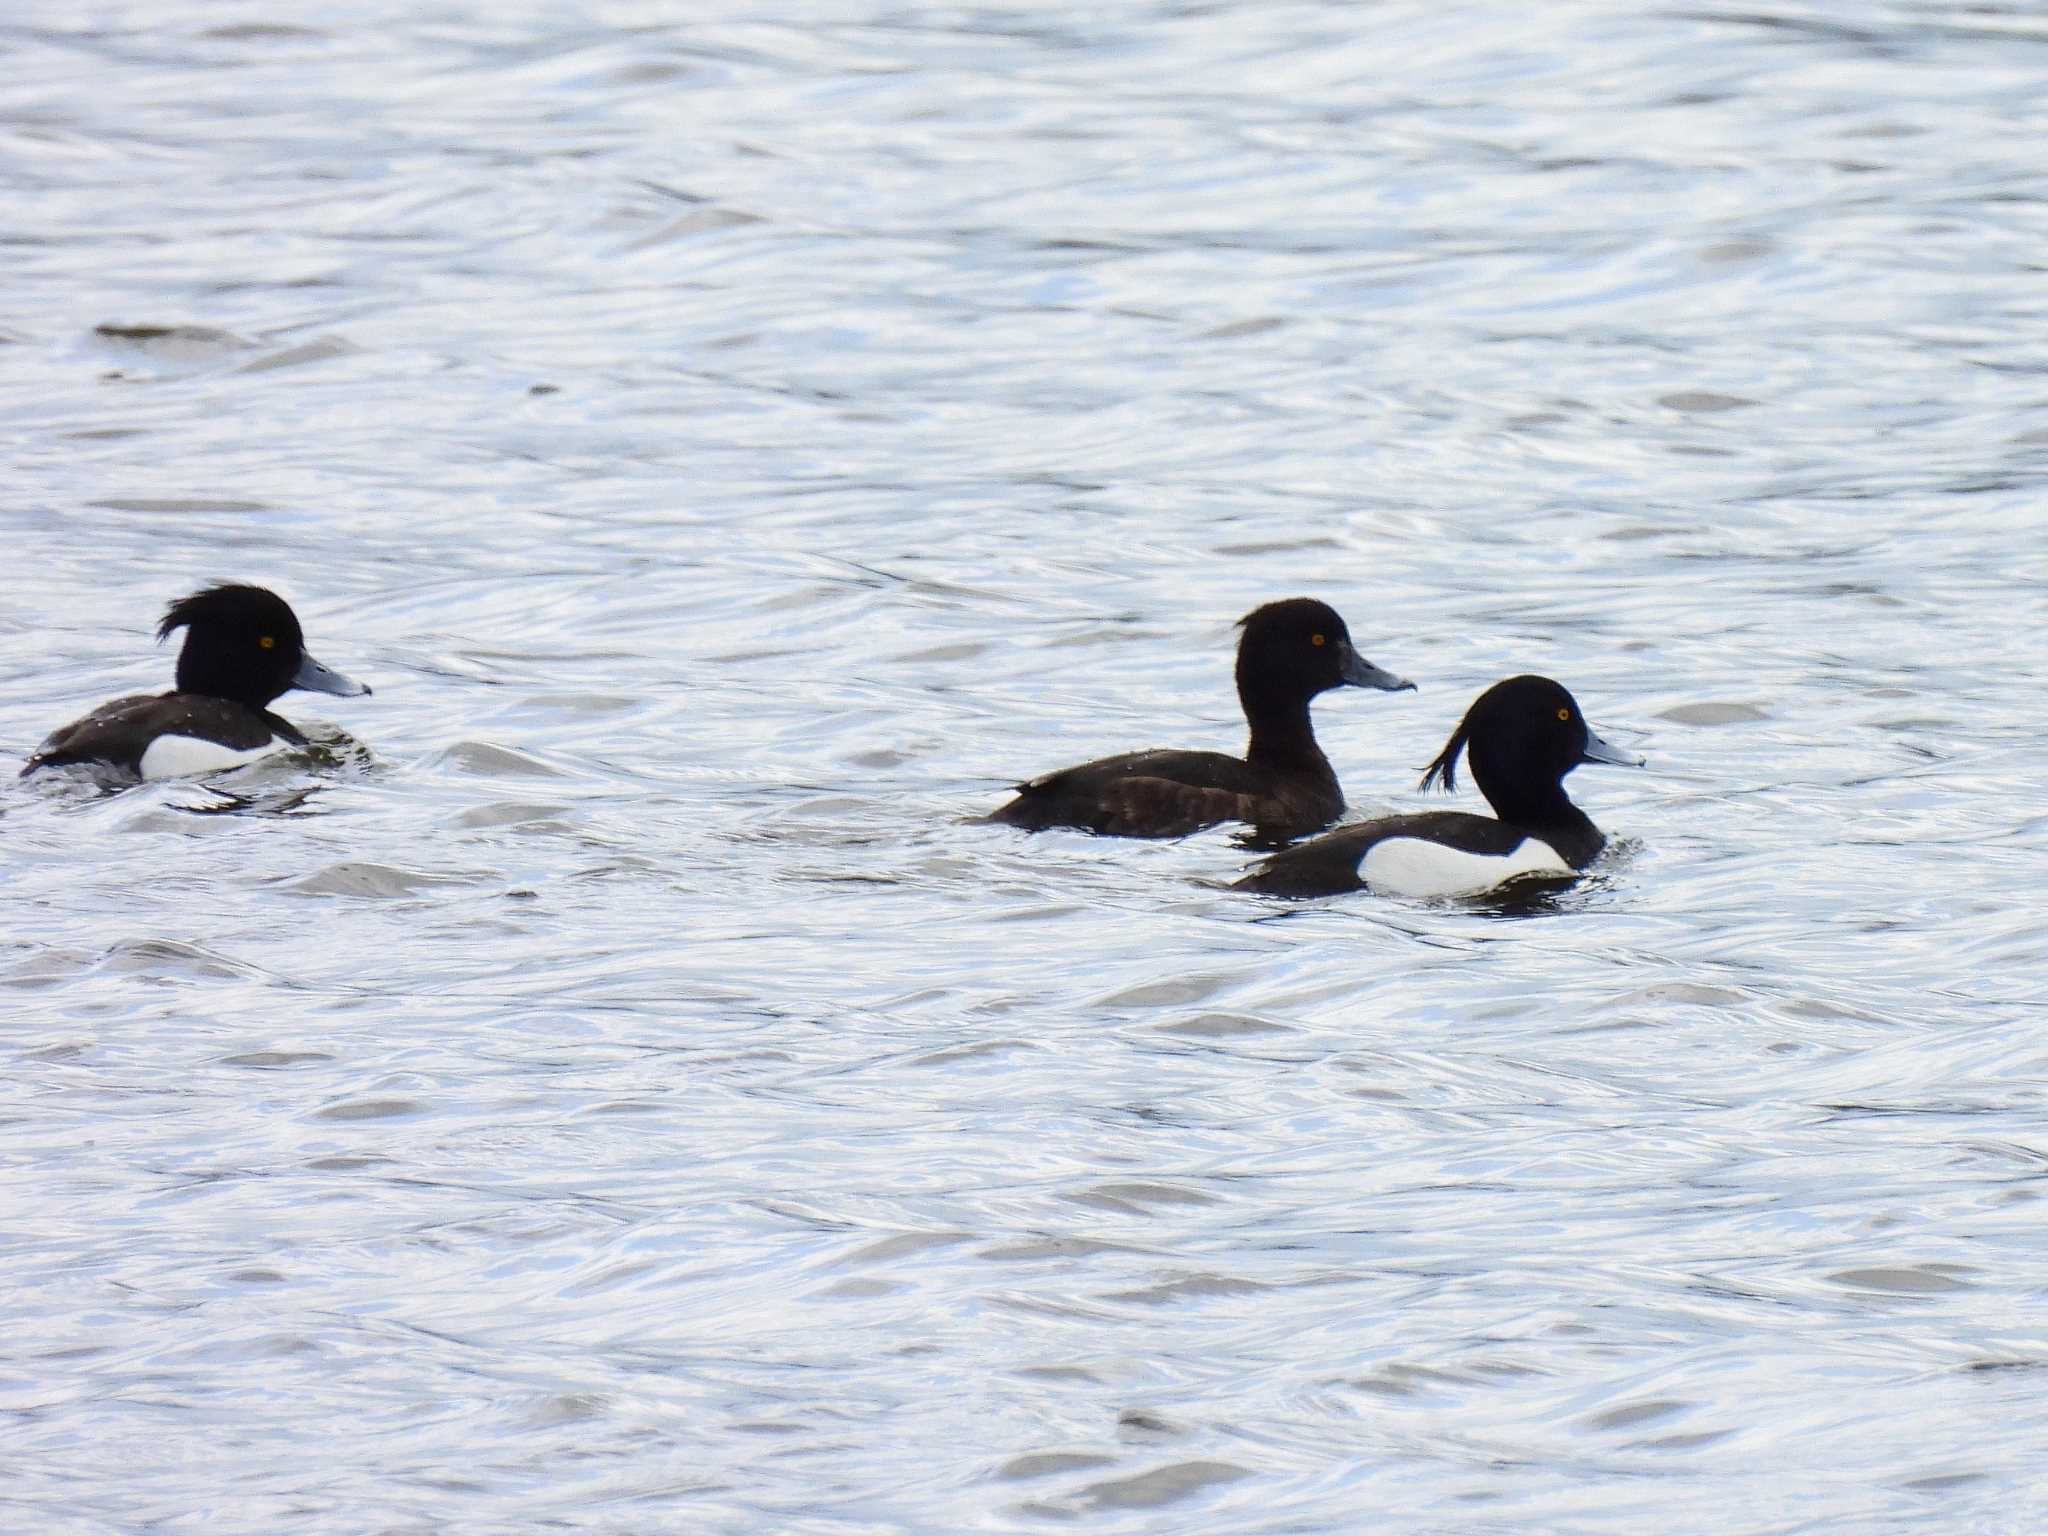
[4,2,2048,1531]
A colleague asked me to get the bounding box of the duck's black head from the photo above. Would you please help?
[1420,674,1642,822]
[1233,598,1412,717]
[160,584,371,709]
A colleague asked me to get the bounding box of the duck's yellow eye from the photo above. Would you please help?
[1311,633,1326,647]
[1557,707,1571,721]
[260,635,275,650]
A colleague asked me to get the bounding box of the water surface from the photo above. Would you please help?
[4,3,2048,1531]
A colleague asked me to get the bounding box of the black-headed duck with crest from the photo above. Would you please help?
[1236,674,1642,898]
[23,584,372,781]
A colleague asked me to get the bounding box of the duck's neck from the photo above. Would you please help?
[1244,695,1331,778]
[1475,770,1603,867]
[176,647,274,709]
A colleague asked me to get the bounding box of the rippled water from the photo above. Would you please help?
[5,3,2048,1530]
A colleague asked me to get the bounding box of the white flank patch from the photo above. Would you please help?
[1359,835,1572,899]
[138,734,286,780]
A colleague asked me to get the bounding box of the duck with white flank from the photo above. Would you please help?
[1236,675,1642,898]
[23,584,372,781]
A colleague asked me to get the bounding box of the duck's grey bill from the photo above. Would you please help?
[293,651,372,698]
[1581,728,1643,767]
[1338,643,1416,693]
